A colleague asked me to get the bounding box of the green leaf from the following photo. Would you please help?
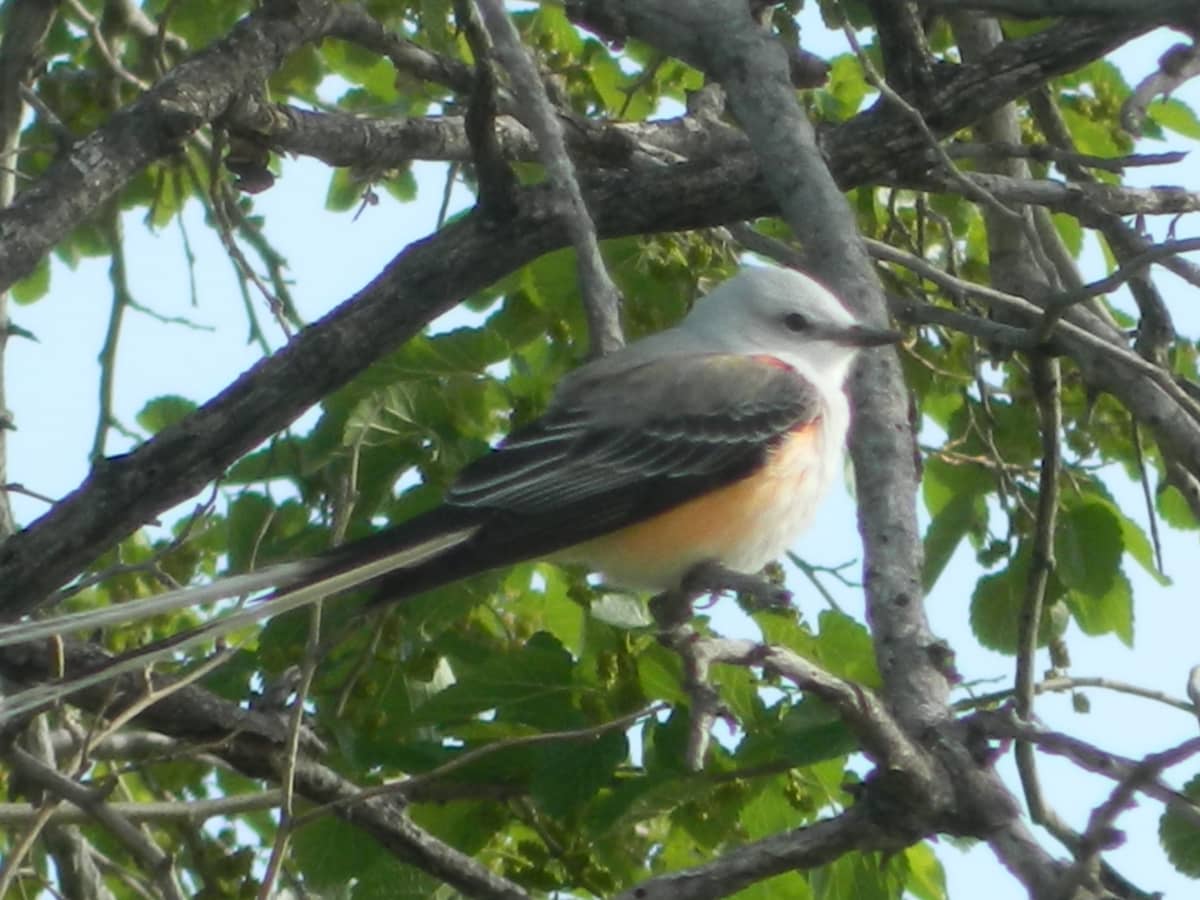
[1054,500,1122,598]
[530,728,627,819]
[322,38,401,103]
[1052,212,1083,258]
[1158,482,1200,531]
[382,165,418,203]
[136,395,198,435]
[1160,772,1200,877]
[969,547,1067,654]
[735,872,813,899]
[922,456,991,518]
[1065,569,1134,646]
[290,816,386,887]
[636,643,689,704]
[225,492,275,574]
[923,491,982,592]
[590,593,654,629]
[520,565,585,655]
[826,54,868,118]
[326,167,367,212]
[11,255,50,304]
[814,609,880,687]
[1109,501,1170,585]
[740,778,806,839]
[292,817,434,899]
[389,326,512,378]
[811,851,906,900]
[905,842,948,900]
[352,863,442,899]
[1147,98,1200,140]
[409,632,578,729]
[737,698,858,769]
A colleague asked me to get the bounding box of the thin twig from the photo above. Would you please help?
[1056,734,1200,898]
[1130,423,1166,576]
[91,206,133,461]
[474,0,624,357]
[787,552,851,613]
[839,9,1063,291]
[6,748,186,900]
[1013,353,1063,842]
[1037,236,1200,339]
[2,481,57,505]
[867,238,1200,422]
[65,0,151,92]
[0,787,59,898]
[257,601,321,900]
[945,141,1187,174]
[975,711,1200,832]
[958,674,1196,715]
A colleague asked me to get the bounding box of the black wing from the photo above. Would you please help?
[343,353,823,602]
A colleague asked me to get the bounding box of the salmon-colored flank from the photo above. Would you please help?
[562,419,823,588]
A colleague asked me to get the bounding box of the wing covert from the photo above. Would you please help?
[446,354,823,538]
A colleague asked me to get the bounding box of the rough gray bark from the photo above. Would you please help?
[0,0,340,294]
[0,0,58,541]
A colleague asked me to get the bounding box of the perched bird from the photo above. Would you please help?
[0,266,897,720]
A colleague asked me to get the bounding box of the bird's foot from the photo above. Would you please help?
[649,563,792,631]
[680,560,792,610]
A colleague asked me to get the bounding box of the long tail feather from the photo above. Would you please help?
[0,527,477,723]
[0,564,308,649]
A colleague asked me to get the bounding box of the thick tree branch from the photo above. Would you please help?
[0,0,341,293]
[0,0,57,541]
[0,0,1176,711]
[3,10,1175,615]
[1123,39,1200,134]
[615,804,903,900]
[0,637,529,898]
[897,170,1200,218]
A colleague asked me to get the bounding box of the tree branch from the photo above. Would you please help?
[475,0,624,356]
[7,747,187,900]
[0,0,341,293]
[615,804,903,900]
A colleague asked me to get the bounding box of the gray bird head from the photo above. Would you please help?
[683,266,899,389]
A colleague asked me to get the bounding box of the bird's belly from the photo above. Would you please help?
[559,423,829,591]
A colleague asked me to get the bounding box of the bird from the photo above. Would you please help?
[0,266,898,720]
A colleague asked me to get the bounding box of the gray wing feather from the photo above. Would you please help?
[447,354,822,518]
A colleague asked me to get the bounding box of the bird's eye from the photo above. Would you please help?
[783,312,809,333]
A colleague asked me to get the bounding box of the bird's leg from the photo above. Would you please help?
[648,588,695,631]
[679,560,792,610]
[649,562,792,629]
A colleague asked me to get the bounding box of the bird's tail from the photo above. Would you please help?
[0,526,477,724]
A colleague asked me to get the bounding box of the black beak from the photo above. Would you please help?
[837,323,903,347]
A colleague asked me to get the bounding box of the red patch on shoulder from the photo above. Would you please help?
[752,354,794,370]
